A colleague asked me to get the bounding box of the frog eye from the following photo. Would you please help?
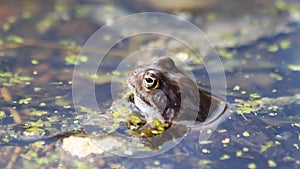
[144,71,159,89]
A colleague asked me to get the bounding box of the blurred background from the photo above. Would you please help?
[0,0,300,168]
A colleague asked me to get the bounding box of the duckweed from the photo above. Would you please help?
[6,35,24,44]
[59,39,81,51]
[221,138,230,144]
[127,114,168,137]
[260,141,277,153]
[54,1,69,12]
[79,106,99,115]
[235,100,262,119]
[288,64,300,71]
[19,98,32,104]
[275,0,288,11]
[33,87,43,92]
[269,73,283,81]
[268,160,277,167]
[233,85,240,91]
[65,55,78,65]
[267,44,279,52]
[236,151,243,157]
[2,22,10,31]
[279,40,291,49]
[242,131,250,137]
[39,102,47,107]
[2,137,9,143]
[29,109,48,116]
[218,49,234,59]
[37,14,57,33]
[220,154,230,160]
[241,90,247,95]
[198,159,211,168]
[22,10,32,19]
[0,72,32,87]
[292,122,300,127]
[153,160,160,165]
[249,93,261,99]
[32,141,45,148]
[247,163,257,169]
[243,147,249,152]
[199,140,213,145]
[0,111,6,119]
[75,5,91,18]
[218,129,227,133]
[31,59,39,65]
[268,112,278,117]
[65,55,88,65]
[55,97,71,107]
[126,112,145,127]
[25,127,45,136]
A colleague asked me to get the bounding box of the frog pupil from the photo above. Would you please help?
[145,77,153,83]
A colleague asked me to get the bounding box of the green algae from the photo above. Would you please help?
[235,100,262,120]
[0,72,32,87]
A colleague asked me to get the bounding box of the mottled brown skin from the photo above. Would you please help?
[127,56,227,126]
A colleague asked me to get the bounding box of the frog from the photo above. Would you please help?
[127,56,228,130]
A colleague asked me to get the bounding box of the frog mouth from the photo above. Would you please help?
[133,95,165,123]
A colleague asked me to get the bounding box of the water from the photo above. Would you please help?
[0,0,299,168]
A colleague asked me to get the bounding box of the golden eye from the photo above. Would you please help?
[143,71,159,89]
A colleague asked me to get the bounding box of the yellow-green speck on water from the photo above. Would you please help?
[279,40,291,49]
[236,151,243,157]
[19,98,32,104]
[220,154,230,160]
[198,159,212,168]
[31,59,39,65]
[0,111,6,119]
[247,163,257,169]
[249,93,261,99]
[6,35,24,43]
[267,44,279,52]
[0,72,32,87]
[269,73,283,81]
[242,131,250,137]
[260,141,280,153]
[218,129,227,133]
[288,64,300,71]
[268,160,277,168]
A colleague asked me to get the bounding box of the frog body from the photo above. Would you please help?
[127,56,227,127]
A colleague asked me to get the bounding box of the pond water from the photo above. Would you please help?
[0,0,299,168]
